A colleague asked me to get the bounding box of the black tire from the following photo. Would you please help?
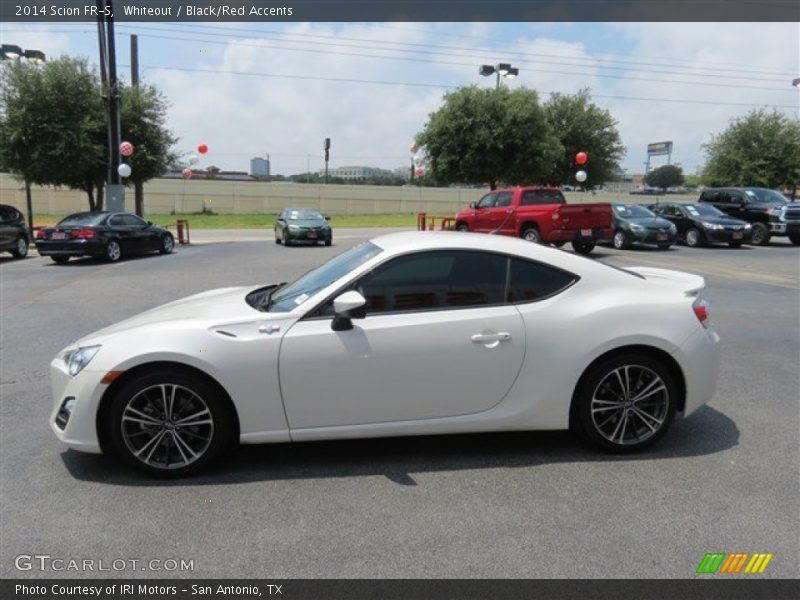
[729,241,742,248]
[282,230,292,247]
[274,230,281,244]
[521,227,542,244]
[571,240,596,255]
[552,241,566,248]
[107,369,235,477]
[789,233,800,246]
[104,239,122,262]
[456,223,469,232]
[51,256,70,265]
[10,235,28,259]
[612,229,630,250]
[571,353,677,453]
[749,222,770,246]
[325,238,332,247]
[685,227,703,248]
[657,243,672,250]
[159,233,175,254]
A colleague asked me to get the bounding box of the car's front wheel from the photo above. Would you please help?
[11,235,28,258]
[159,233,175,254]
[107,369,235,477]
[613,230,630,250]
[750,222,770,246]
[522,227,542,244]
[685,227,703,248]
[572,353,677,452]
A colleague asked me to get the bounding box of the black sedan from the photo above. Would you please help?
[0,204,30,259]
[649,202,752,248]
[274,207,332,247]
[35,212,175,264]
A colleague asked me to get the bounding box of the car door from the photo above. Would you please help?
[472,193,498,232]
[123,213,158,250]
[108,214,139,253]
[279,250,526,429]
[725,191,747,220]
[0,206,14,249]
[486,191,515,233]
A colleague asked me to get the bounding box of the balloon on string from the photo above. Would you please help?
[181,168,193,179]
[119,141,134,157]
[414,167,425,177]
[188,155,199,165]
[575,170,587,183]
[117,163,132,178]
[197,143,208,154]
[409,143,419,155]
[575,151,588,165]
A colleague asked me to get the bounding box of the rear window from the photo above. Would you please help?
[521,189,565,206]
[57,213,108,226]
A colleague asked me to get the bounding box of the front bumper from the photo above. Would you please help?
[702,228,752,243]
[287,229,332,242]
[35,239,105,256]
[631,229,677,245]
[768,221,800,235]
[673,325,721,416]
[48,358,106,454]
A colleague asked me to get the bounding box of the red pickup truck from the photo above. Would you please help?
[454,186,614,254]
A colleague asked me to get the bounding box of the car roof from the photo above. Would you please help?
[487,186,562,193]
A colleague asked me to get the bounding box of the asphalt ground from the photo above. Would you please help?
[1,230,798,579]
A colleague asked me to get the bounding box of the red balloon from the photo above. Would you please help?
[198,143,208,154]
[575,151,588,165]
[181,168,193,179]
[119,141,134,157]
[414,167,425,177]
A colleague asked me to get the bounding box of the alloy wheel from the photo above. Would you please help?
[163,235,174,253]
[15,237,28,257]
[686,229,700,247]
[121,383,214,470]
[613,231,626,249]
[590,365,669,446]
[106,240,121,261]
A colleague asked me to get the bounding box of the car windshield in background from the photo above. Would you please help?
[614,204,655,218]
[57,213,108,226]
[268,242,383,312]
[685,204,723,218]
[287,209,324,220]
[744,188,788,205]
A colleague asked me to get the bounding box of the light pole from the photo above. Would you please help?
[793,78,800,88]
[480,63,520,89]
[1,44,47,236]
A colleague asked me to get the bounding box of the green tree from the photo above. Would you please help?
[645,164,685,190]
[543,89,625,189]
[416,86,560,189]
[703,109,800,197]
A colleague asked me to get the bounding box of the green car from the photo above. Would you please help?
[274,207,333,247]
[611,203,677,250]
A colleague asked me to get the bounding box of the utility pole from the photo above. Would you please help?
[130,34,144,216]
[323,138,330,184]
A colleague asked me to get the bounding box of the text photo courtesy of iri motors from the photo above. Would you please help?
[0,1,798,599]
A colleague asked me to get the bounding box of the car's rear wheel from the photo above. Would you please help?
[51,256,70,264]
[11,235,28,258]
[105,239,122,262]
[108,369,235,477]
[159,233,175,254]
[456,223,469,232]
[750,223,770,246]
[685,227,703,247]
[571,240,596,255]
[522,227,542,244]
[572,354,677,452]
[613,230,630,250]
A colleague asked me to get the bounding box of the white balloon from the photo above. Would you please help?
[575,170,587,183]
[118,163,132,178]
[414,155,424,167]
[188,155,199,165]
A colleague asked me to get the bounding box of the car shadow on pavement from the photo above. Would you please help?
[61,405,739,487]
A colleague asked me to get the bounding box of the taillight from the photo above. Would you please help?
[693,298,710,326]
[72,228,96,239]
[35,229,47,239]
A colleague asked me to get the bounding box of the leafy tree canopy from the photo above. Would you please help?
[645,164,685,190]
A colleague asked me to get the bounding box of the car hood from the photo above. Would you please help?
[625,216,674,229]
[698,217,747,226]
[77,286,277,343]
[286,219,328,227]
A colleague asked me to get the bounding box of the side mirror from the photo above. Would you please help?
[147,221,153,226]
[331,290,367,331]
[469,202,477,209]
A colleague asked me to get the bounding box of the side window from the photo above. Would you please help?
[702,191,720,203]
[521,190,565,205]
[121,214,146,226]
[108,215,124,226]
[476,193,497,209]
[0,206,12,222]
[495,192,513,207]
[506,258,578,303]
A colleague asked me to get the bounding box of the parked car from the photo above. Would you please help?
[698,187,800,246]
[49,231,720,476]
[454,186,613,255]
[649,202,751,248]
[35,212,175,264]
[0,204,30,259]
[274,207,332,247]
[610,203,677,250]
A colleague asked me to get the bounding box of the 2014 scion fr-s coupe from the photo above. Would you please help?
[49,232,721,476]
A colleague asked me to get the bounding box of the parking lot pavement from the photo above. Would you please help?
[1,234,797,579]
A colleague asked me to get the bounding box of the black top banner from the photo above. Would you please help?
[2,0,799,22]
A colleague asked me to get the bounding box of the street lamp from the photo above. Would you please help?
[1,44,46,63]
[480,63,520,89]
[23,49,46,64]
[793,77,800,88]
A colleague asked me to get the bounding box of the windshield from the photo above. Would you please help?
[285,209,324,220]
[268,242,383,312]
[744,188,788,205]
[57,213,108,226]
[684,204,723,218]
[614,204,655,218]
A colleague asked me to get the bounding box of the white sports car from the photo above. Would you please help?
[50,232,720,476]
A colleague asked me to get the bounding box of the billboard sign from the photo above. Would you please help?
[647,141,673,156]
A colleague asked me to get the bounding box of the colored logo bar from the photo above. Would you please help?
[697,553,773,574]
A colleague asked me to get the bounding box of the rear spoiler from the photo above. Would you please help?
[623,266,706,296]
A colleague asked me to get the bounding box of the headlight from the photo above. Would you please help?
[744,223,752,229]
[62,345,101,376]
[668,223,677,233]
[629,223,645,231]
[767,207,784,217]
[702,222,723,230]
[288,224,300,231]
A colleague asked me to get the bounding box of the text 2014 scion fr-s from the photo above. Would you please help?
[49,232,720,476]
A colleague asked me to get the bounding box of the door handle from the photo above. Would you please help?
[471,332,511,343]
[258,324,281,334]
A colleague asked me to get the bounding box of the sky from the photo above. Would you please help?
[2,21,799,177]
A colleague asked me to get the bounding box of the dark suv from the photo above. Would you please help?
[0,204,30,259]
[698,187,799,246]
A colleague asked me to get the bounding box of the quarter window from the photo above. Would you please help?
[506,258,578,303]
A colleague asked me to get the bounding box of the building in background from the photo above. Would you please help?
[250,156,271,178]
[322,165,394,180]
